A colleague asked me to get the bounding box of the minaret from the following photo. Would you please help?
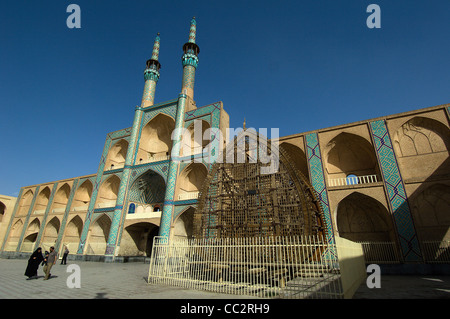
[141,33,162,108]
[181,17,200,101]
[159,18,200,240]
[101,34,162,257]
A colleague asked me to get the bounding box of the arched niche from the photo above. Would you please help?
[137,113,175,163]
[411,183,450,241]
[128,169,166,205]
[105,139,129,170]
[22,218,40,252]
[394,117,450,157]
[17,189,34,216]
[393,116,450,180]
[119,222,159,257]
[336,192,395,242]
[41,217,60,250]
[181,119,211,156]
[177,163,207,200]
[34,187,51,213]
[61,215,83,252]
[86,214,111,255]
[51,183,71,213]
[173,207,195,240]
[96,175,120,208]
[4,219,23,251]
[325,132,380,183]
[72,180,93,211]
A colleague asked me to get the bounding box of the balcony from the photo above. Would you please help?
[328,174,379,187]
[138,155,170,165]
[178,191,200,201]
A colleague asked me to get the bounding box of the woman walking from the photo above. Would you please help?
[24,247,44,279]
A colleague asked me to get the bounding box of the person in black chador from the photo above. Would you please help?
[24,247,44,279]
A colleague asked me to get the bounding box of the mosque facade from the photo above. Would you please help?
[1,18,449,264]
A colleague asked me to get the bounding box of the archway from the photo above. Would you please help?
[173,207,195,239]
[393,116,450,180]
[128,169,166,209]
[177,163,207,200]
[325,132,380,185]
[120,222,159,257]
[61,215,83,253]
[105,139,129,170]
[17,190,33,216]
[72,180,93,211]
[5,219,23,251]
[34,187,51,213]
[86,214,111,255]
[51,183,71,213]
[96,175,120,208]
[336,192,395,242]
[411,184,450,241]
[41,217,60,251]
[22,218,40,252]
[181,119,211,156]
[137,113,175,163]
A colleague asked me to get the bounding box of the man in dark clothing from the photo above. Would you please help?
[43,246,57,280]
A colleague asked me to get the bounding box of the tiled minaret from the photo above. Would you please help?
[102,34,162,256]
[159,18,200,239]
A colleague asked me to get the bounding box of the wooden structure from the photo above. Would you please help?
[194,130,327,240]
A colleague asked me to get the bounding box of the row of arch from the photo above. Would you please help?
[105,114,211,170]
[5,182,449,255]
[280,115,450,184]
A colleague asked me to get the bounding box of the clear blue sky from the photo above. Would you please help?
[1,0,449,196]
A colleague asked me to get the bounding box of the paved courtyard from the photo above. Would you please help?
[0,258,449,299]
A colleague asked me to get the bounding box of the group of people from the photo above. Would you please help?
[24,246,70,280]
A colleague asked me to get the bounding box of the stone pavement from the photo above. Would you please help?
[0,258,449,299]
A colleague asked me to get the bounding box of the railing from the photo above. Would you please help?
[357,241,401,264]
[148,236,366,299]
[105,163,125,171]
[178,192,200,201]
[96,200,117,208]
[422,241,450,263]
[328,174,378,187]
[138,155,170,165]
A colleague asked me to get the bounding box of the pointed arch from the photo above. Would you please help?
[22,218,41,252]
[4,219,24,251]
[411,183,450,241]
[72,180,93,211]
[61,215,84,252]
[177,163,208,200]
[181,119,211,156]
[51,183,71,213]
[41,217,60,250]
[34,186,51,213]
[336,192,395,242]
[86,214,111,255]
[137,113,176,163]
[173,206,195,239]
[120,222,159,257]
[17,189,34,216]
[105,139,129,170]
[96,175,120,208]
[128,169,166,205]
[324,132,380,180]
[394,116,450,157]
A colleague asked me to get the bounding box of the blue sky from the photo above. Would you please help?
[1,0,449,196]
